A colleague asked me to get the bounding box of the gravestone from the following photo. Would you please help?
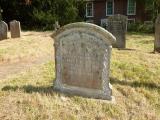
[54,21,60,31]
[155,15,160,52]
[53,22,116,100]
[107,14,127,48]
[10,20,21,38]
[0,21,8,40]
[0,11,2,20]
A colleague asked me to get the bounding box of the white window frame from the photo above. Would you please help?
[86,2,94,18]
[100,18,108,28]
[106,0,114,16]
[127,0,136,15]
[127,18,135,24]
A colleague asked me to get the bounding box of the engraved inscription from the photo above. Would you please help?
[59,32,107,89]
[111,21,123,33]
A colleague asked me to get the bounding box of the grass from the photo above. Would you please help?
[0,32,160,120]
[0,31,53,64]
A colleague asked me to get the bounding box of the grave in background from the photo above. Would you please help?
[10,20,21,38]
[0,21,8,40]
[107,14,127,48]
[155,15,160,53]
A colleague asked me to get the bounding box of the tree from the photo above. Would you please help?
[144,0,160,21]
[0,0,85,30]
[31,0,85,29]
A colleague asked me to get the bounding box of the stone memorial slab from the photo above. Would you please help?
[53,22,116,100]
[10,20,21,38]
[107,14,127,48]
[155,15,160,52]
[0,21,8,40]
[54,21,60,31]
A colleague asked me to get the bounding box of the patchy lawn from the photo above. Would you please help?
[0,31,53,64]
[0,32,160,120]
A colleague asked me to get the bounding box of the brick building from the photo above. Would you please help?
[85,0,147,26]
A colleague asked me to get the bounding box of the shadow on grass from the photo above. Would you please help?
[1,85,85,98]
[2,78,160,94]
[1,81,74,98]
[117,48,137,51]
[0,38,10,41]
[138,40,154,44]
[2,79,57,94]
[111,77,160,91]
[1,85,57,95]
[23,33,35,36]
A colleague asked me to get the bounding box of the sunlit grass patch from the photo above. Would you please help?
[0,31,53,64]
[126,33,154,52]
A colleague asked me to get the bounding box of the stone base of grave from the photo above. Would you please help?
[54,81,113,101]
[113,42,126,49]
[154,47,160,53]
[88,96,116,104]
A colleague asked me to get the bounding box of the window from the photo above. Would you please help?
[106,0,114,16]
[101,19,108,28]
[86,2,93,17]
[127,0,136,15]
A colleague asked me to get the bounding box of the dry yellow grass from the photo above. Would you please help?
[0,32,160,120]
[0,31,53,64]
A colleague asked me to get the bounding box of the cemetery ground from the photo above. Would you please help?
[0,31,160,120]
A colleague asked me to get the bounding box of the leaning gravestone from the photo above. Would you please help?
[155,15,160,52]
[10,20,21,38]
[53,22,116,100]
[107,14,127,48]
[0,21,8,40]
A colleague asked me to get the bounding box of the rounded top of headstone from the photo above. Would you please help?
[52,22,116,45]
[10,20,19,23]
[0,20,7,24]
[108,14,127,21]
[0,21,8,27]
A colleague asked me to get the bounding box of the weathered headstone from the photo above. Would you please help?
[155,15,160,52]
[0,12,2,20]
[10,20,21,38]
[0,21,8,40]
[0,7,2,20]
[54,21,60,31]
[107,14,127,48]
[53,22,116,100]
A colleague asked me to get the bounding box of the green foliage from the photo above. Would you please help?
[127,22,154,33]
[144,0,160,21]
[31,0,82,30]
[0,0,85,30]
